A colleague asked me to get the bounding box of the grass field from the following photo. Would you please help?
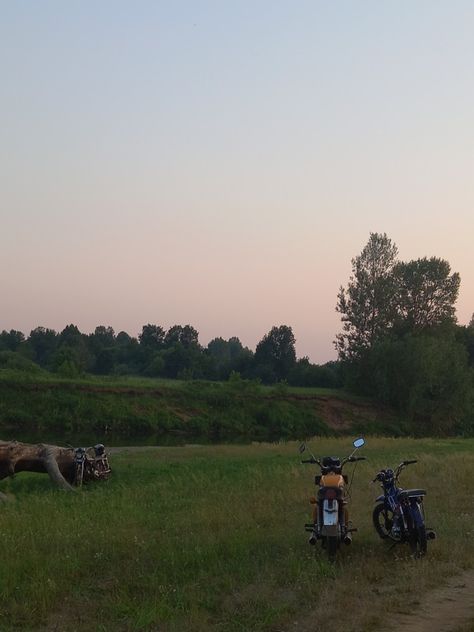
[1,437,473,631]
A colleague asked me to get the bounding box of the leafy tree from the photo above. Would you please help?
[0,329,25,352]
[162,342,204,379]
[114,331,141,375]
[254,325,296,382]
[139,324,165,350]
[27,327,58,367]
[55,324,92,373]
[91,325,115,345]
[288,358,342,388]
[164,325,199,349]
[51,346,82,377]
[393,257,460,332]
[0,350,42,373]
[143,353,165,377]
[87,326,116,374]
[206,336,252,379]
[355,330,472,434]
[455,322,474,367]
[336,233,398,360]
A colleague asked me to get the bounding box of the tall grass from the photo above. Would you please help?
[0,437,473,631]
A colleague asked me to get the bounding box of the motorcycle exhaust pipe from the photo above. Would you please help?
[343,533,352,545]
[308,533,318,546]
[427,530,436,540]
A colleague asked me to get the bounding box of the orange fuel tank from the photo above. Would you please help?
[320,474,344,488]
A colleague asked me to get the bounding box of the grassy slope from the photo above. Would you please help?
[0,370,397,442]
[0,437,473,631]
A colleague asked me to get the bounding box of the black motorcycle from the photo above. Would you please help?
[372,460,436,557]
[72,444,111,487]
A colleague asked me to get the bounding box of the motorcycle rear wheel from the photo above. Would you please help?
[326,536,338,560]
[407,507,428,558]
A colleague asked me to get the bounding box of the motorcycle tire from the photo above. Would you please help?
[326,536,338,560]
[407,506,428,558]
[74,462,84,487]
[372,503,398,540]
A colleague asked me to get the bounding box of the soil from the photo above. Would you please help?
[390,569,474,632]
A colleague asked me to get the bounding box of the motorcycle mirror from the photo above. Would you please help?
[299,443,306,454]
[353,438,365,449]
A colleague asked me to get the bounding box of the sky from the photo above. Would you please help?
[1,1,473,363]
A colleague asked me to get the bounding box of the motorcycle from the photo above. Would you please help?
[300,438,366,559]
[372,460,436,557]
[72,444,111,487]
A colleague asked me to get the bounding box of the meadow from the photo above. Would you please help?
[0,437,473,631]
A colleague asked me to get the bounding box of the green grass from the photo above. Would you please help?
[0,437,473,631]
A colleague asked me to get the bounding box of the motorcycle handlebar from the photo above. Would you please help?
[403,459,418,465]
[346,456,367,463]
[301,459,317,464]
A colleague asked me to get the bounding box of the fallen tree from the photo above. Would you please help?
[0,440,110,494]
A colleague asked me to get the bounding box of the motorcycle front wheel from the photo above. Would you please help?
[74,463,84,487]
[372,503,399,541]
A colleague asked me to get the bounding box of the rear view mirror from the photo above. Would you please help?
[353,438,365,449]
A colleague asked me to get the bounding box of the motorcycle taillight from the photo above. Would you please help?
[325,489,337,499]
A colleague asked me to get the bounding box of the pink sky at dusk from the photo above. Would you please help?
[1,2,473,363]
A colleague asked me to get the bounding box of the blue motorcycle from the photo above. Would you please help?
[372,460,436,557]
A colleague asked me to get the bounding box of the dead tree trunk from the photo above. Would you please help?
[0,440,76,492]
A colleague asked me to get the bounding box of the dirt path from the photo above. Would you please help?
[390,569,474,632]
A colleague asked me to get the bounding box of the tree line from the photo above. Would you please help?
[335,232,474,434]
[2,231,473,435]
[0,323,341,388]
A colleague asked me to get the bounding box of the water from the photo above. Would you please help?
[2,430,191,448]
[3,430,260,448]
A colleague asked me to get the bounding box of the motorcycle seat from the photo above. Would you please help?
[398,488,426,498]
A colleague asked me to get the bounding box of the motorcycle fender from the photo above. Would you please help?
[375,495,384,503]
[410,501,424,527]
[321,524,339,537]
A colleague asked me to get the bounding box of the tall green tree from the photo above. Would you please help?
[138,324,165,350]
[88,326,116,375]
[357,330,472,434]
[28,327,58,366]
[53,324,91,373]
[206,336,252,379]
[0,329,25,352]
[115,331,141,374]
[254,325,296,382]
[393,257,460,332]
[335,232,398,360]
[164,325,199,349]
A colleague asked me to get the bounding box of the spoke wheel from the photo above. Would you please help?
[373,503,399,541]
